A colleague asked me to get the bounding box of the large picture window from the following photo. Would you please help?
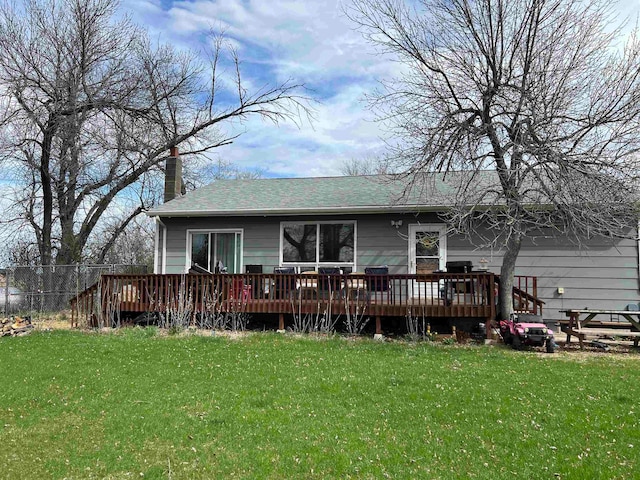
[187,230,242,273]
[282,224,317,262]
[281,222,355,268]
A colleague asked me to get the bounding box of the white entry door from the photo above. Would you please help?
[408,224,447,299]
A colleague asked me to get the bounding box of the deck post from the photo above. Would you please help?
[277,313,285,333]
[375,316,382,335]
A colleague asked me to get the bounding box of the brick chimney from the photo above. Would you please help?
[164,146,183,203]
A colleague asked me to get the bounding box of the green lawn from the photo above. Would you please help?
[1,330,639,479]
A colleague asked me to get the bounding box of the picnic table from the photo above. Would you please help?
[559,309,640,349]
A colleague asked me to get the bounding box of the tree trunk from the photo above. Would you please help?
[39,126,55,266]
[57,218,82,265]
[499,230,522,320]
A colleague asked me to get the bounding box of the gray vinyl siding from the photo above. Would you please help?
[161,216,280,273]
[158,214,639,321]
[448,232,640,321]
[354,213,442,273]
[159,212,438,274]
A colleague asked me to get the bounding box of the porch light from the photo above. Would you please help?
[391,220,403,229]
[479,257,489,271]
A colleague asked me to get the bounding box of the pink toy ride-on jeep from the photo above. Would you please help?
[500,313,556,353]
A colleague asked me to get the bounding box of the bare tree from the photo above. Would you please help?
[195,157,264,184]
[339,155,391,176]
[88,217,155,267]
[0,0,308,267]
[3,237,41,267]
[348,0,640,318]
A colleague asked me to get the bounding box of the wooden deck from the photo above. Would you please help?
[70,272,542,334]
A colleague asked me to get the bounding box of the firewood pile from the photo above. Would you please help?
[1,316,34,337]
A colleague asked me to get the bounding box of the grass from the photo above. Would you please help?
[1,330,639,479]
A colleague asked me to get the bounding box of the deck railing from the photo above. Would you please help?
[496,275,543,315]
[70,272,542,329]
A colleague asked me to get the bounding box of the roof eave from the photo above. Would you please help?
[145,204,447,218]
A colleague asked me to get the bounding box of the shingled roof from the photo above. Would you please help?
[146,172,498,217]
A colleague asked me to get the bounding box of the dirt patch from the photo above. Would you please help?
[0,311,73,332]
[550,341,640,359]
[511,341,640,362]
[30,311,73,331]
[9,316,640,360]
[34,319,72,330]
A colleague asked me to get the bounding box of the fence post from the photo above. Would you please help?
[3,269,9,316]
[75,264,80,307]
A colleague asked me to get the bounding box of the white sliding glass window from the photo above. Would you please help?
[187,230,243,273]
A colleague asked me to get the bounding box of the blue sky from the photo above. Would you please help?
[1,0,637,184]
[1,0,638,260]
[120,0,396,178]
[119,0,640,179]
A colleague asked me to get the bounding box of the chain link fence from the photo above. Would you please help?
[1,264,149,316]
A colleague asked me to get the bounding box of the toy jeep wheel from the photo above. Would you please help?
[546,339,556,354]
[512,336,522,350]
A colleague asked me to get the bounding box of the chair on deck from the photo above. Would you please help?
[273,267,296,299]
[189,262,212,274]
[365,266,390,303]
[274,267,296,274]
[344,272,368,301]
[245,265,263,298]
[225,277,250,303]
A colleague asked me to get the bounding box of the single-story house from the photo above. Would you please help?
[146,159,640,324]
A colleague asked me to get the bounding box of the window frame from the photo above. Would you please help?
[279,220,357,270]
[185,228,244,273]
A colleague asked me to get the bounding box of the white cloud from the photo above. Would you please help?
[120,0,391,178]
[120,0,640,181]
[149,0,397,82]
[213,81,388,177]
